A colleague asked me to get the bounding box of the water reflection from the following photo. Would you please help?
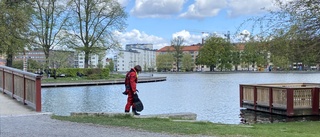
[240,109,320,124]
[42,72,320,124]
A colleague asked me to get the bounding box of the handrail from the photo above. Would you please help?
[0,65,42,112]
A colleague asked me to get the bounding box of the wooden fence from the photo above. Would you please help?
[240,83,320,116]
[0,65,42,112]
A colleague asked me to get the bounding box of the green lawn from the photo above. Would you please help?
[52,115,320,137]
[41,73,125,83]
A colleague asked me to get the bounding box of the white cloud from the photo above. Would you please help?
[172,30,203,45]
[117,0,130,6]
[130,0,186,18]
[179,0,227,19]
[113,29,169,50]
[227,0,280,17]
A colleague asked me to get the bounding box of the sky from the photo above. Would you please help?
[114,0,282,50]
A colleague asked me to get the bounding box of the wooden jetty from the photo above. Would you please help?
[240,83,320,116]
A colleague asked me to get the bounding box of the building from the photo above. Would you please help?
[15,49,46,64]
[156,43,207,71]
[115,44,156,72]
[75,52,100,68]
[15,49,75,69]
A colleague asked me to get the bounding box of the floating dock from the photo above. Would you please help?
[240,83,320,116]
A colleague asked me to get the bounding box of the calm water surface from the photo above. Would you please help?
[42,72,320,124]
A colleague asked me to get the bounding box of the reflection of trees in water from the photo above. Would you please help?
[239,109,320,124]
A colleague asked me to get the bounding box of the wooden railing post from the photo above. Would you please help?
[269,87,273,113]
[287,88,294,116]
[2,68,4,94]
[35,76,42,112]
[254,86,257,110]
[23,74,27,105]
[11,71,15,98]
[312,88,319,115]
[240,85,243,107]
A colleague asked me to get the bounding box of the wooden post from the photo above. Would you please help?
[269,87,273,113]
[312,88,319,115]
[240,85,243,107]
[12,71,15,98]
[35,76,42,112]
[2,68,4,94]
[287,88,294,116]
[254,86,257,110]
[23,75,26,105]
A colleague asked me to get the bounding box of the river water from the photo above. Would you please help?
[41,72,320,124]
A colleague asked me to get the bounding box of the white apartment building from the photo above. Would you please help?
[75,52,100,68]
[115,44,156,72]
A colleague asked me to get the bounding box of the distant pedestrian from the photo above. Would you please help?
[53,69,57,79]
[47,69,51,78]
[123,65,142,115]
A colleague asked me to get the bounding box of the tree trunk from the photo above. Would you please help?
[6,53,13,67]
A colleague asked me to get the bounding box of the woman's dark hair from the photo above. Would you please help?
[134,65,142,73]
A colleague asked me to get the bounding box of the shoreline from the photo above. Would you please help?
[41,76,166,88]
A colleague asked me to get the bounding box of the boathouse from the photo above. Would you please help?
[240,83,320,116]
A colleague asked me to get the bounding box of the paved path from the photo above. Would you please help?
[0,94,212,137]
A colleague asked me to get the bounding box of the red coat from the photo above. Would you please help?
[125,68,138,94]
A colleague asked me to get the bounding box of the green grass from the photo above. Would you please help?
[42,73,125,83]
[52,115,320,137]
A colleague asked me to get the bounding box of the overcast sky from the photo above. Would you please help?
[114,0,282,50]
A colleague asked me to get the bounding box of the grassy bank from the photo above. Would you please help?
[52,115,320,137]
[41,73,125,83]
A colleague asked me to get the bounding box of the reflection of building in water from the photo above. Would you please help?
[240,109,320,124]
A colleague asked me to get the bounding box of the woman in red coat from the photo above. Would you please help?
[124,65,142,115]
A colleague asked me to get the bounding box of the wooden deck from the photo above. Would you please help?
[240,83,320,116]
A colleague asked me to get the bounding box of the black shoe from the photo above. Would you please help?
[132,109,140,115]
[122,91,128,95]
[133,111,140,115]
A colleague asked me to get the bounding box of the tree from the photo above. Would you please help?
[241,40,267,71]
[181,53,194,72]
[30,0,69,68]
[196,36,230,71]
[171,37,184,72]
[156,54,174,72]
[240,0,320,70]
[49,50,74,68]
[217,43,233,71]
[0,0,32,67]
[65,0,127,68]
[231,46,241,71]
[107,59,114,72]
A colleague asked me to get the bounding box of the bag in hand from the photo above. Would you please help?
[133,94,144,112]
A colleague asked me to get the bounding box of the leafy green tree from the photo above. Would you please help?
[0,1,32,67]
[171,37,184,72]
[65,0,127,68]
[217,43,233,71]
[231,47,241,71]
[196,36,230,71]
[49,51,74,68]
[240,0,320,70]
[156,54,174,72]
[241,39,269,71]
[107,59,114,72]
[181,53,194,72]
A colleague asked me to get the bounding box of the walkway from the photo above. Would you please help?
[0,93,210,137]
